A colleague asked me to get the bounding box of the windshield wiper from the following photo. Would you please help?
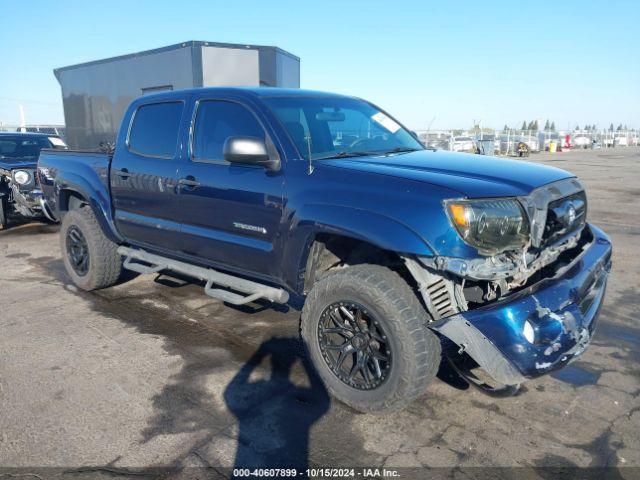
[314,151,375,161]
[381,147,422,155]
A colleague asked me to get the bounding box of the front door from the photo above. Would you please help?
[111,100,186,252]
[175,98,285,280]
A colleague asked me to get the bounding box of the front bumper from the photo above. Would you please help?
[432,223,612,385]
[10,184,45,217]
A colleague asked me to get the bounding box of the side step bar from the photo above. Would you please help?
[118,246,289,306]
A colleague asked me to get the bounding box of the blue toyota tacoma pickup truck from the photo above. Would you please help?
[38,88,612,412]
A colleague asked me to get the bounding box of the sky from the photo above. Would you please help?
[0,0,638,131]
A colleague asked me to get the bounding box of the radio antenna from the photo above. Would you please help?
[305,133,314,175]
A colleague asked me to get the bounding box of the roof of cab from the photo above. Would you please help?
[135,87,352,104]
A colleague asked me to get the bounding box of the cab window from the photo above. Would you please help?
[128,102,183,158]
[192,100,265,163]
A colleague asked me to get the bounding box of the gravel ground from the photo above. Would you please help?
[0,147,638,477]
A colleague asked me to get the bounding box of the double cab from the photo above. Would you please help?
[38,88,611,411]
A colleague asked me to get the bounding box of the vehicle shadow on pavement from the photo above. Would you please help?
[224,337,331,472]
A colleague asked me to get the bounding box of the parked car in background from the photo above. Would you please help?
[614,134,628,147]
[573,134,592,149]
[0,133,67,229]
[40,87,611,412]
[419,132,452,150]
[451,136,476,153]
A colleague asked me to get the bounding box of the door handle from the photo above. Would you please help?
[178,176,200,188]
[114,168,130,179]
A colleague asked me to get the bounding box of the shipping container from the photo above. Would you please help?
[54,41,300,149]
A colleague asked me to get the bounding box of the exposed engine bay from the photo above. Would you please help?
[406,178,591,321]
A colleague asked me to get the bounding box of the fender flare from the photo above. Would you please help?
[282,203,435,292]
[57,173,122,243]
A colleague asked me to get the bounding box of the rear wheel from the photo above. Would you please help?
[60,206,122,290]
[301,264,441,413]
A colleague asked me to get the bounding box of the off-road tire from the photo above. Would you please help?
[301,264,441,413]
[60,206,122,290]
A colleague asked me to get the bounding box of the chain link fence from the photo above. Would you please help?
[0,124,66,140]
[415,128,639,155]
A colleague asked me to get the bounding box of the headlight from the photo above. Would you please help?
[13,170,31,185]
[444,198,530,254]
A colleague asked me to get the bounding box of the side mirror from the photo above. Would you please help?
[223,136,280,172]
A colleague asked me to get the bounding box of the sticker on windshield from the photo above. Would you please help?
[49,137,67,147]
[371,112,401,133]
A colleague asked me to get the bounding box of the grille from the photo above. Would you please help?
[542,190,587,245]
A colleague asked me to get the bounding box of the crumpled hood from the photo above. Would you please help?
[0,156,38,171]
[319,150,573,198]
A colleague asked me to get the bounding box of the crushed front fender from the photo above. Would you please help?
[431,223,612,385]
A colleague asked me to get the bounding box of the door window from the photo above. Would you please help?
[192,100,266,163]
[128,101,183,158]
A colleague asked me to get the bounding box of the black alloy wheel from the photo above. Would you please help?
[318,301,391,390]
[66,225,90,276]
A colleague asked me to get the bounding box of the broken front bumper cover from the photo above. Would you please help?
[10,184,46,217]
[431,223,612,386]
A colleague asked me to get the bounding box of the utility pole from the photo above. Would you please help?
[19,104,26,132]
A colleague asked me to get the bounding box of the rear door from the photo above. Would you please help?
[175,97,285,279]
[111,100,186,251]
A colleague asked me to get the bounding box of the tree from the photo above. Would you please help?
[521,121,527,131]
[575,125,580,131]
[532,120,539,131]
[609,123,614,131]
[617,124,622,131]
[544,119,550,131]
[550,121,556,131]
[503,124,509,133]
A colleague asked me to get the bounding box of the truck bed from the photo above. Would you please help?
[38,148,112,224]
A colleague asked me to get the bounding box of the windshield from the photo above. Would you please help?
[263,96,423,160]
[0,135,51,158]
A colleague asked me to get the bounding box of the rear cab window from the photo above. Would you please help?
[128,102,184,158]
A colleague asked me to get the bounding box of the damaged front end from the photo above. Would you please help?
[0,167,48,220]
[405,178,612,388]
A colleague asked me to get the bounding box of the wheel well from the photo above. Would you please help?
[60,190,88,213]
[302,233,418,296]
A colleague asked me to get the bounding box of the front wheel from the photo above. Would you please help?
[60,206,122,290]
[301,264,441,413]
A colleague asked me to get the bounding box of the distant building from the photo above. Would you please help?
[54,41,300,149]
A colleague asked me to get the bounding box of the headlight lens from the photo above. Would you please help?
[13,170,31,185]
[445,198,530,254]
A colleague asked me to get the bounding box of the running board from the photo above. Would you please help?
[117,246,289,306]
